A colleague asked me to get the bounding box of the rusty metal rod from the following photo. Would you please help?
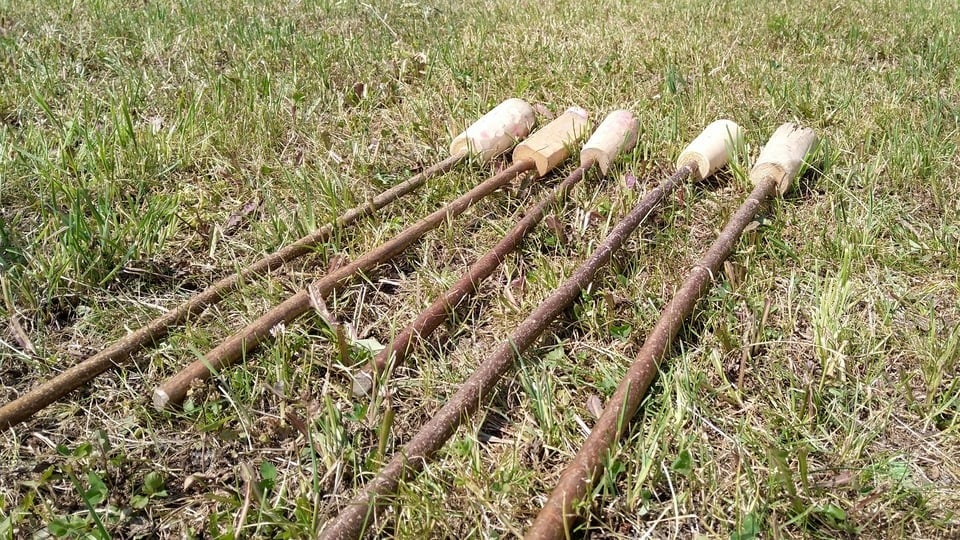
[0,98,539,430]
[525,123,817,540]
[153,108,590,410]
[352,110,641,397]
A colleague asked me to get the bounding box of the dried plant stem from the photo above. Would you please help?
[153,160,534,410]
[525,177,778,540]
[0,154,466,430]
[352,161,594,396]
[318,166,694,540]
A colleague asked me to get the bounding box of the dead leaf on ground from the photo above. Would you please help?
[284,410,310,438]
[344,82,368,107]
[399,52,427,83]
[586,395,604,419]
[504,274,526,310]
[545,214,566,245]
[533,103,555,120]
[815,470,857,489]
[222,199,260,236]
[7,312,36,356]
[586,211,604,229]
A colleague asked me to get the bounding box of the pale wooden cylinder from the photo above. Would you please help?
[449,98,536,162]
[676,119,743,180]
[580,110,639,174]
[513,107,589,177]
[750,123,818,194]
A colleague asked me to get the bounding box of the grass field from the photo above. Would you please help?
[1,0,958,537]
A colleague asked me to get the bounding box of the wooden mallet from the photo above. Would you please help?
[525,123,818,540]
[316,119,743,540]
[152,107,590,410]
[351,109,640,397]
[0,98,535,430]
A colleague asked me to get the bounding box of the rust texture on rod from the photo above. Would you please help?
[525,177,778,540]
[352,161,594,396]
[317,165,695,540]
[0,154,464,430]
[152,160,534,410]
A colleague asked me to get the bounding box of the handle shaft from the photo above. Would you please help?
[526,122,819,539]
[352,110,641,397]
[319,166,694,540]
[152,160,534,410]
